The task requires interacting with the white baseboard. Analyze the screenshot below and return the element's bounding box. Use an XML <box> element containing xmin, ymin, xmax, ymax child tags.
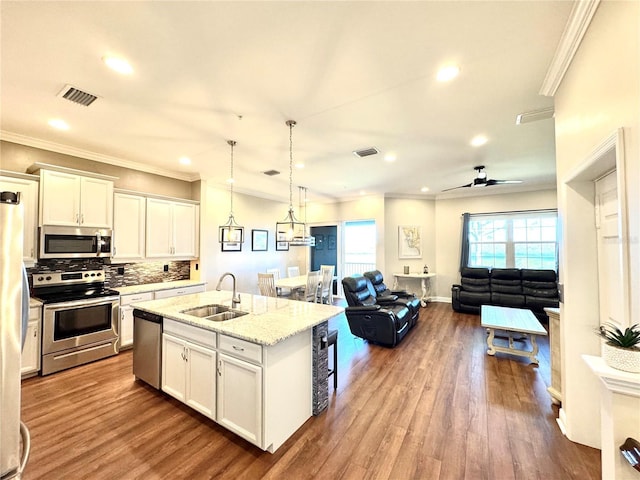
<box><xmin>430</xmin><ymin>296</ymin><xmax>451</xmax><ymax>303</ymax></box>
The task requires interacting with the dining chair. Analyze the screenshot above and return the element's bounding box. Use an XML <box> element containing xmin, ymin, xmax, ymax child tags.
<box><xmin>257</xmin><ymin>272</ymin><xmax>277</xmax><ymax>297</ymax></box>
<box><xmin>267</xmin><ymin>268</ymin><xmax>289</xmax><ymax>297</ymax></box>
<box><xmin>319</xmin><ymin>264</ymin><xmax>335</xmax><ymax>304</ymax></box>
<box><xmin>287</xmin><ymin>265</ymin><xmax>301</xmax><ymax>278</ymax></box>
<box><xmin>303</xmin><ymin>270</ymin><xmax>322</xmax><ymax>303</ymax></box>
<box><xmin>266</xmin><ymin>268</ymin><xmax>281</xmax><ymax>280</ymax></box>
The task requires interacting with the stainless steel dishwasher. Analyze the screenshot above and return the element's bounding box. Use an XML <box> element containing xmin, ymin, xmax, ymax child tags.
<box><xmin>133</xmin><ymin>309</ymin><xmax>162</xmax><ymax>389</ymax></box>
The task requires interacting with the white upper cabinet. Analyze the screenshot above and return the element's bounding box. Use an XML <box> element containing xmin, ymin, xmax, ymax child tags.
<box><xmin>113</xmin><ymin>193</ymin><xmax>146</xmax><ymax>261</ymax></box>
<box><xmin>39</xmin><ymin>169</ymin><xmax>113</xmax><ymax>228</ymax></box>
<box><xmin>146</xmin><ymin>198</ymin><xmax>198</xmax><ymax>259</ymax></box>
<box><xmin>0</xmin><ymin>173</ymin><xmax>39</xmax><ymax>264</ymax></box>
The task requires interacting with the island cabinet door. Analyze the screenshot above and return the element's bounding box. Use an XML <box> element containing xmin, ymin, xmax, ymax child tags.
<box><xmin>162</xmin><ymin>333</ymin><xmax>187</xmax><ymax>402</ymax></box>
<box><xmin>185</xmin><ymin>342</ymin><xmax>216</xmax><ymax>419</ymax></box>
<box><xmin>217</xmin><ymin>353</ymin><xmax>263</xmax><ymax>447</ymax></box>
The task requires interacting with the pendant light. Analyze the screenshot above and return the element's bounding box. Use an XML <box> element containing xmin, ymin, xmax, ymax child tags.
<box><xmin>276</xmin><ymin>120</ymin><xmax>314</xmax><ymax>247</ymax></box>
<box><xmin>218</xmin><ymin>140</ymin><xmax>244</xmax><ymax>244</ymax></box>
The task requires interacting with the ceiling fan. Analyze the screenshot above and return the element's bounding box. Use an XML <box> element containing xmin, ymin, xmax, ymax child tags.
<box><xmin>442</xmin><ymin>165</ymin><xmax>522</xmax><ymax>192</ymax></box>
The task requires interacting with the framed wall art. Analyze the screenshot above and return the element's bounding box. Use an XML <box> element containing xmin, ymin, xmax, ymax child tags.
<box><xmin>221</xmin><ymin>241</ymin><xmax>242</xmax><ymax>252</ymax></box>
<box><xmin>398</xmin><ymin>225</ymin><xmax>422</xmax><ymax>259</ymax></box>
<box><xmin>276</xmin><ymin>231</ymin><xmax>289</xmax><ymax>251</ymax></box>
<box><xmin>251</xmin><ymin>229</ymin><xmax>268</xmax><ymax>251</ymax></box>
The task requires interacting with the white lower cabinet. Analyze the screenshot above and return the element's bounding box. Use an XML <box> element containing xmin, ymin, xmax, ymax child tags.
<box><xmin>162</xmin><ymin>320</ymin><xmax>216</xmax><ymax>420</ymax></box>
<box><xmin>21</xmin><ymin>305</ymin><xmax>41</xmax><ymax>376</ymax></box>
<box><xmin>154</xmin><ymin>284</ymin><xmax>205</xmax><ymax>299</ymax></box>
<box><xmin>161</xmin><ymin>320</ymin><xmax>313</xmax><ymax>452</ymax></box>
<box><xmin>217</xmin><ymin>352</ymin><xmax>263</xmax><ymax>446</ymax></box>
<box><xmin>119</xmin><ymin>292</ymin><xmax>154</xmax><ymax>349</ymax></box>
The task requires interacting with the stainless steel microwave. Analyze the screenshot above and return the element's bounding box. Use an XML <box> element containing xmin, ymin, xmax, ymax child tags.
<box><xmin>39</xmin><ymin>226</ymin><xmax>112</xmax><ymax>259</ymax></box>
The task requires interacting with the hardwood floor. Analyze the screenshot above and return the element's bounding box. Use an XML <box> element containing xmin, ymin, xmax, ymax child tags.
<box><xmin>20</xmin><ymin>302</ymin><xmax>600</xmax><ymax>479</ymax></box>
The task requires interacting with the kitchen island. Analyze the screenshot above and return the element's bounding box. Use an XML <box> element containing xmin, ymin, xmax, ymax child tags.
<box><xmin>131</xmin><ymin>290</ymin><xmax>344</xmax><ymax>453</ymax></box>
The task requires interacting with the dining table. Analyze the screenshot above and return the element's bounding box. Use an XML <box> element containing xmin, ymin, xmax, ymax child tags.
<box><xmin>274</xmin><ymin>274</ymin><xmax>308</xmax><ymax>291</ymax></box>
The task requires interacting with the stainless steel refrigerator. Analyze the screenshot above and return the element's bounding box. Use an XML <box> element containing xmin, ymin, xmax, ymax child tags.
<box><xmin>1</xmin><ymin>191</ymin><xmax>31</xmax><ymax>479</ymax></box>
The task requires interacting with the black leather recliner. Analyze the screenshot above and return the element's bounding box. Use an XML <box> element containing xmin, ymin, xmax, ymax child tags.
<box><xmin>342</xmin><ymin>275</ymin><xmax>411</xmax><ymax>347</ymax></box>
<box><xmin>363</xmin><ymin>270</ymin><xmax>421</xmax><ymax>326</ymax></box>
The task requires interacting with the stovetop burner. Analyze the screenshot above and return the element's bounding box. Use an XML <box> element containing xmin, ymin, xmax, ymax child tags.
<box><xmin>32</xmin><ymin>269</ymin><xmax>119</xmax><ymax>304</ymax></box>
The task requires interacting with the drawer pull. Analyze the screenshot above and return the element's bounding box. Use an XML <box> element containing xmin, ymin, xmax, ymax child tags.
<box><xmin>232</xmin><ymin>345</ymin><xmax>245</xmax><ymax>352</ymax></box>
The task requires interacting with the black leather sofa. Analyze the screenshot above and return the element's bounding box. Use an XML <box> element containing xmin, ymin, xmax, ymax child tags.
<box><xmin>342</xmin><ymin>275</ymin><xmax>412</xmax><ymax>347</ymax></box>
<box><xmin>451</xmin><ymin>267</ymin><xmax>559</xmax><ymax>321</ymax></box>
<box><xmin>363</xmin><ymin>270</ymin><xmax>421</xmax><ymax>327</ymax></box>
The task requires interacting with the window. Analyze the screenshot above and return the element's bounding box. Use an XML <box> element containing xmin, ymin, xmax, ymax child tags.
<box><xmin>466</xmin><ymin>210</ymin><xmax>558</xmax><ymax>270</ymax></box>
<box><xmin>343</xmin><ymin>220</ymin><xmax>376</xmax><ymax>276</ymax></box>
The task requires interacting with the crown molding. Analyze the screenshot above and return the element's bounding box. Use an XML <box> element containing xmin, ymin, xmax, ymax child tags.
<box><xmin>539</xmin><ymin>0</ymin><xmax>600</xmax><ymax>97</ymax></box>
<box><xmin>0</xmin><ymin>130</ymin><xmax>201</xmax><ymax>182</ymax></box>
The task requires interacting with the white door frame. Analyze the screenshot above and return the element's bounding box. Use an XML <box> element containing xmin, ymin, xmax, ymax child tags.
<box><xmin>558</xmin><ymin>127</ymin><xmax>629</xmax><ymax>448</ymax></box>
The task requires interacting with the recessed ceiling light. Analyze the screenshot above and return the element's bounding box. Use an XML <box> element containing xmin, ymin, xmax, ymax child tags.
<box><xmin>102</xmin><ymin>56</ymin><xmax>133</xmax><ymax>75</ymax></box>
<box><xmin>226</xmin><ymin>178</ymin><xmax>234</xmax><ymax>184</ymax></box>
<box><xmin>359</xmin><ymin>190</ymin><xmax>366</xmax><ymax>195</ymax></box>
<box><xmin>48</xmin><ymin>118</ymin><xmax>69</xmax><ymax>130</ymax></box>
<box><xmin>436</xmin><ymin>65</ymin><xmax>460</xmax><ymax>82</ymax></box>
<box><xmin>470</xmin><ymin>135</ymin><xmax>488</xmax><ymax>147</ymax></box>
<box><xmin>421</xmin><ymin>187</ymin><xmax>429</xmax><ymax>193</ymax></box>
<box><xmin>179</xmin><ymin>156</ymin><xmax>191</xmax><ymax>165</ymax></box>
<box><xmin>384</xmin><ymin>153</ymin><xmax>396</xmax><ymax>162</ymax></box>
<box><xmin>295</xmin><ymin>163</ymin><xmax>305</xmax><ymax>169</ymax></box>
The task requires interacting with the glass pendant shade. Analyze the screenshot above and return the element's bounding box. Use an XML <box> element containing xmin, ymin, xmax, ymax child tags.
<box><xmin>219</xmin><ymin>140</ymin><xmax>244</xmax><ymax>244</ymax></box>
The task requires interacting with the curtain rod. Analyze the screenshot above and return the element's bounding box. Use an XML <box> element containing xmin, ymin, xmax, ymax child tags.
<box><xmin>462</xmin><ymin>208</ymin><xmax>557</xmax><ymax>217</ymax></box>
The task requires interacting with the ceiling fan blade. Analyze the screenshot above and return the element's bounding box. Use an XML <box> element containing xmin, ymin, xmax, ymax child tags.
<box><xmin>442</xmin><ymin>182</ymin><xmax>472</xmax><ymax>192</ymax></box>
<box><xmin>486</xmin><ymin>179</ymin><xmax>523</xmax><ymax>186</ymax></box>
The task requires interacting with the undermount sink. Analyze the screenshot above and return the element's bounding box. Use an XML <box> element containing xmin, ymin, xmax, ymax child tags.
<box><xmin>207</xmin><ymin>310</ymin><xmax>248</xmax><ymax>321</ymax></box>
<box><xmin>181</xmin><ymin>304</ymin><xmax>230</xmax><ymax>317</ymax></box>
<box><xmin>180</xmin><ymin>304</ymin><xmax>248</xmax><ymax>321</ymax></box>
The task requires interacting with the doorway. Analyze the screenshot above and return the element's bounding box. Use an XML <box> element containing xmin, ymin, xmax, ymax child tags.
<box><xmin>310</xmin><ymin>225</ymin><xmax>338</xmax><ymax>294</ymax></box>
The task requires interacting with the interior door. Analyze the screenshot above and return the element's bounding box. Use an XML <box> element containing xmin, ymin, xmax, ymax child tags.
<box><xmin>310</xmin><ymin>226</ymin><xmax>338</xmax><ymax>293</ymax></box>
<box><xmin>595</xmin><ymin>170</ymin><xmax>625</xmax><ymax>328</ymax></box>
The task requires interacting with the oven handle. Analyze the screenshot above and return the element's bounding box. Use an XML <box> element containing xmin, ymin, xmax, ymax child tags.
<box><xmin>43</xmin><ymin>296</ymin><xmax>120</xmax><ymax>310</ymax></box>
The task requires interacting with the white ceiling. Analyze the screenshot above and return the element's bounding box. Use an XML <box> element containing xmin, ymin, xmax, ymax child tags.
<box><xmin>0</xmin><ymin>1</ymin><xmax>572</xmax><ymax>203</ymax></box>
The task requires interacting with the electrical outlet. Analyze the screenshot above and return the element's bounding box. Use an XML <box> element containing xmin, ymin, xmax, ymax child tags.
<box><xmin>163</xmin><ymin>264</ymin><xmax>169</xmax><ymax>272</ymax></box>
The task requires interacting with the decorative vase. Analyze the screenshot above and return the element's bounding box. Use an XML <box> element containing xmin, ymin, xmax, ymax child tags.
<box><xmin>603</xmin><ymin>343</ymin><xmax>640</xmax><ymax>373</ymax></box>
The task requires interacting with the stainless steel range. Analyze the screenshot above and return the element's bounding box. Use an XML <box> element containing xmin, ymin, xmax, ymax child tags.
<box><xmin>32</xmin><ymin>269</ymin><xmax>120</xmax><ymax>375</ymax></box>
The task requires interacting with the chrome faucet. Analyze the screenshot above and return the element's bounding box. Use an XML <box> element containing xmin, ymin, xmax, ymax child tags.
<box><xmin>216</xmin><ymin>272</ymin><xmax>241</xmax><ymax>308</ymax></box>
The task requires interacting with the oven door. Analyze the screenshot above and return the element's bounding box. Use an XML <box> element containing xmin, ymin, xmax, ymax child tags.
<box><xmin>42</xmin><ymin>296</ymin><xmax>119</xmax><ymax>355</ymax></box>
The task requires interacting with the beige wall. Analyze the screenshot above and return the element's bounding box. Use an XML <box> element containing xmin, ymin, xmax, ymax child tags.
<box><xmin>198</xmin><ymin>181</ymin><xmax>307</xmax><ymax>294</ymax></box>
<box><xmin>0</xmin><ymin>141</ymin><xmax>194</xmax><ymax>200</ymax></box>
<box><xmin>384</xmin><ymin>197</ymin><xmax>436</xmax><ymax>290</ymax></box>
<box><xmin>553</xmin><ymin>0</ymin><xmax>640</xmax><ymax>469</ymax></box>
<box><xmin>434</xmin><ymin>189</ymin><xmax>557</xmax><ymax>299</ymax></box>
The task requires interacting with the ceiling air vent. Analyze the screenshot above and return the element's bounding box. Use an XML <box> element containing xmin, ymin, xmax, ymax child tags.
<box><xmin>263</xmin><ymin>170</ymin><xmax>280</xmax><ymax>176</ymax></box>
<box><xmin>57</xmin><ymin>84</ymin><xmax>99</xmax><ymax>106</ymax></box>
<box><xmin>515</xmin><ymin>107</ymin><xmax>554</xmax><ymax>125</ymax></box>
<box><xmin>353</xmin><ymin>147</ymin><xmax>379</xmax><ymax>158</ymax></box>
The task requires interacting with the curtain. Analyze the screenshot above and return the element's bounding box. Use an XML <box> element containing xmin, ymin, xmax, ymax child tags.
<box><xmin>459</xmin><ymin>212</ymin><xmax>470</xmax><ymax>272</ymax></box>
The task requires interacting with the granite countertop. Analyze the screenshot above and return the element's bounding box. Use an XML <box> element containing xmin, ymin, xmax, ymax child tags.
<box><xmin>114</xmin><ymin>280</ymin><xmax>206</xmax><ymax>296</ymax></box>
<box><xmin>131</xmin><ymin>290</ymin><xmax>345</xmax><ymax>346</ymax></box>
<box><xmin>30</xmin><ymin>297</ymin><xmax>42</xmax><ymax>307</ymax></box>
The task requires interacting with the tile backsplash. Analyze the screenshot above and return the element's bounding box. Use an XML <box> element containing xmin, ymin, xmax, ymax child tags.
<box><xmin>28</xmin><ymin>259</ymin><xmax>191</xmax><ymax>289</ymax></box>
<box><xmin>105</xmin><ymin>261</ymin><xmax>191</xmax><ymax>288</ymax></box>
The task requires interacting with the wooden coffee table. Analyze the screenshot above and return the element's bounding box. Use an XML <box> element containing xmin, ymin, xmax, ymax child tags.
<box><xmin>481</xmin><ymin>305</ymin><xmax>548</xmax><ymax>364</ymax></box>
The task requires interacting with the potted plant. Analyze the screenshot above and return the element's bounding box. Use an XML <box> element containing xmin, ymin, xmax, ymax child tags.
<box><xmin>596</xmin><ymin>322</ymin><xmax>640</xmax><ymax>373</ymax></box>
